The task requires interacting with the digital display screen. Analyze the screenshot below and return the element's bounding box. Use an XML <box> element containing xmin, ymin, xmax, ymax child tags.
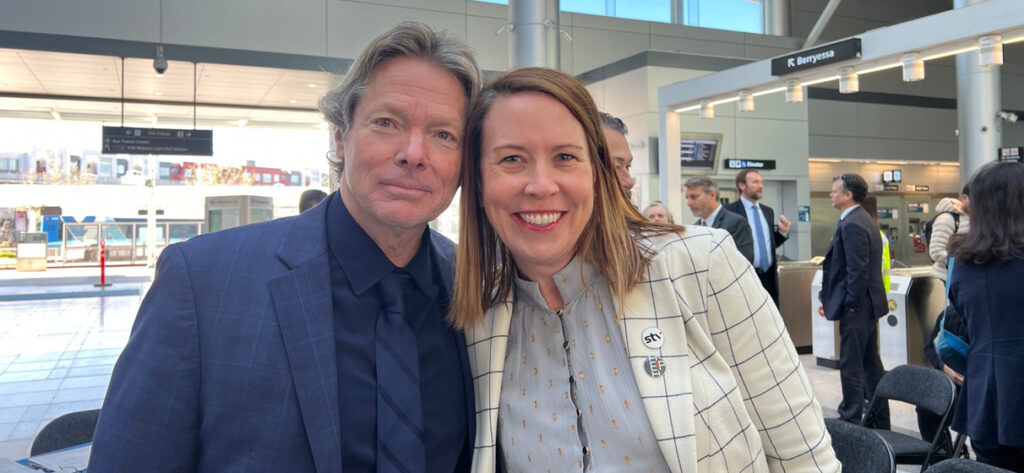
<box><xmin>679</xmin><ymin>133</ymin><xmax>722</xmax><ymax>172</ymax></box>
<box><xmin>893</xmin><ymin>170</ymin><xmax>902</xmax><ymax>182</ymax></box>
<box><xmin>883</xmin><ymin>170</ymin><xmax>893</xmax><ymax>182</ymax></box>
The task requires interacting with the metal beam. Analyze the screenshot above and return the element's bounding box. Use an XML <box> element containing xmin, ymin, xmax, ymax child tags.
<box><xmin>803</xmin><ymin>0</ymin><xmax>842</xmax><ymax>48</ymax></box>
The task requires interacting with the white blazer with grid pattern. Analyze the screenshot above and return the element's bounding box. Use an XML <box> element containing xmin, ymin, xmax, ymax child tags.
<box><xmin>465</xmin><ymin>227</ymin><xmax>840</xmax><ymax>473</ymax></box>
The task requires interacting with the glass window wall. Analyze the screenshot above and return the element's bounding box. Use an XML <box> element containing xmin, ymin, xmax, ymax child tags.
<box><xmin>473</xmin><ymin>0</ymin><xmax>762</xmax><ymax>34</ymax></box>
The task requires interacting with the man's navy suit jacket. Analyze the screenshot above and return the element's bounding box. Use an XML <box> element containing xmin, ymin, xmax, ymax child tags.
<box><xmin>819</xmin><ymin>206</ymin><xmax>888</xmax><ymax>321</ymax></box>
<box><xmin>89</xmin><ymin>199</ymin><xmax>475</xmax><ymax>473</ymax></box>
<box><xmin>723</xmin><ymin>199</ymin><xmax>788</xmax><ymax>301</ymax></box>
<box><xmin>696</xmin><ymin>206</ymin><xmax>754</xmax><ymax>264</ymax></box>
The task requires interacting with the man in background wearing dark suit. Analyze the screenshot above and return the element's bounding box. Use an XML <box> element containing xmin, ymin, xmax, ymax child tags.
<box><xmin>90</xmin><ymin>22</ymin><xmax>479</xmax><ymax>473</ymax></box>
<box><xmin>724</xmin><ymin>170</ymin><xmax>790</xmax><ymax>305</ymax></box>
<box><xmin>820</xmin><ymin>173</ymin><xmax>890</xmax><ymax>427</ymax></box>
<box><xmin>685</xmin><ymin>175</ymin><xmax>754</xmax><ymax>263</ymax></box>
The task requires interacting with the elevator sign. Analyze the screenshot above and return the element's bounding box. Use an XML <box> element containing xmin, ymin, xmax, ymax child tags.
<box><xmin>102</xmin><ymin>126</ymin><xmax>213</xmax><ymax>156</ymax></box>
<box><xmin>771</xmin><ymin>38</ymin><xmax>861</xmax><ymax>76</ymax></box>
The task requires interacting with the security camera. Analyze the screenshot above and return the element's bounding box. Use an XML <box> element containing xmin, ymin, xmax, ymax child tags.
<box><xmin>154</xmin><ymin>45</ymin><xmax>168</xmax><ymax>75</ymax></box>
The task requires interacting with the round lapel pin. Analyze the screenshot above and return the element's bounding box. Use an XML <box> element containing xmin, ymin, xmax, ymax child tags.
<box><xmin>643</xmin><ymin>355</ymin><xmax>666</xmax><ymax>377</ymax></box>
<box><xmin>641</xmin><ymin>326</ymin><xmax>664</xmax><ymax>349</ymax></box>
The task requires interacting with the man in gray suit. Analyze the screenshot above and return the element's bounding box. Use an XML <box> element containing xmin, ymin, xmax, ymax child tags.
<box><xmin>685</xmin><ymin>175</ymin><xmax>754</xmax><ymax>264</ymax></box>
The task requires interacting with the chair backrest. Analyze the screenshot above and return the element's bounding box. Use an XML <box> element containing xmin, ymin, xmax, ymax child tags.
<box><xmin>826</xmin><ymin>418</ymin><xmax>896</xmax><ymax>473</ymax></box>
<box><xmin>927</xmin><ymin>459</ymin><xmax>1016</xmax><ymax>472</ymax></box>
<box><xmin>30</xmin><ymin>409</ymin><xmax>101</xmax><ymax>456</ymax></box>
<box><xmin>872</xmin><ymin>364</ymin><xmax>956</xmax><ymax>418</ymax></box>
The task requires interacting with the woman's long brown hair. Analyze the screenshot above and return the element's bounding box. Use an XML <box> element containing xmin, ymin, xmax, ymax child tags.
<box><xmin>448</xmin><ymin>67</ymin><xmax>683</xmax><ymax>330</ymax></box>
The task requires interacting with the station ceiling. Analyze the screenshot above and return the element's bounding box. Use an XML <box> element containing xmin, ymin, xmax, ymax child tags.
<box><xmin>0</xmin><ymin>48</ymin><xmax>337</xmax><ymax>129</ymax></box>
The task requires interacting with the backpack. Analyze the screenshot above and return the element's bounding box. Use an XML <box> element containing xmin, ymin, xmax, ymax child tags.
<box><xmin>922</xmin><ymin>211</ymin><xmax>959</xmax><ymax>256</ymax></box>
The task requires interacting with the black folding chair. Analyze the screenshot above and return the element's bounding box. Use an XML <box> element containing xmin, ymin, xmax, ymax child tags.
<box><xmin>927</xmin><ymin>459</ymin><xmax>1016</xmax><ymax>472</ymax></box>
<box><xmin>862</xmin><ymin>364</ymin><xmax>957</xmax><ymax>472</ymax></box>
<box><xmin>30</xmin><ymin>409</ymin><xmax>101</xmax><ymax>456</ymax></box>
<box><xmin>826</xmin><ymin>418</ymin><xmax>895</xmax><ymax>473</ymax></box>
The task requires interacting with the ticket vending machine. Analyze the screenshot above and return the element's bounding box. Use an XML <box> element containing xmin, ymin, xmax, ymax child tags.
<box><xmin>204</xmin><ymin>195</ymin><xmax>274</xmax><ymax>233</ymax></box>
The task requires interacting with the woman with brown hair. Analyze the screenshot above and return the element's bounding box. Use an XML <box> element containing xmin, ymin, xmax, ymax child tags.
<box><xmin>449</xmin><ymin>67</ymin><xmax>838</xmax><ymax>473</ymax></box>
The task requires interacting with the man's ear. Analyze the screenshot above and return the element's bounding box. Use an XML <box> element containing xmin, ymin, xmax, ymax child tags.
<box><xmin>334</xmin><ymin>128</ymin><xmax>345</xmax><ymax>167</ymax></box>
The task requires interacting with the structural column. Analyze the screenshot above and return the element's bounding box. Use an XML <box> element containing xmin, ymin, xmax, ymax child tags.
<box><xmin>764</xmin><ymin>0</ymin><xmax>791</xmax><ymax>36</ymax></box>
<box><xmin>509</xmin><ymin>0</ymin><xmax>559</xmax><ymax>68</ymax></box>
<box><xmin>954</xmin><ymin>0</ymin><xmax>1002</xmax><ymax>185</ymax></box>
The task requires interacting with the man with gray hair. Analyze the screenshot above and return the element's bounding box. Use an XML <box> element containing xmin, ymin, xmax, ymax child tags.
<box><xmin>90</xmin><ymin>22</ymin><xmax>479</xmax><ymax>473</ymax></box>
<box><xmin>599</xmin><ymin>111</ymin><xmax>635</xmax><ymax>194</ymax></box>
<box><xmin>685</xmin><ymin>175</ymin><xmax>754</xmax><ymax>263</ymax></box>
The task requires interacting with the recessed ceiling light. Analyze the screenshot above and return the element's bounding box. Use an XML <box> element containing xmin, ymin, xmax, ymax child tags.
<box><xmin>307</xmin><ymin>83</ymin><xmax>317</xmax><ymax>88</ymax></box>
<box><xmin>289</xmin><ymin>99</ymin><xmax>298</xmax><ymax>104</ymax></box>
<box><xmin>155</xmin><ymin>73</ymin><xmax>164</xmax><ymax>78</ymax></box>
<box><xmin>154</xmin><ymin>92</ymin><xmax>163</xmax><ymax>96</ymax></box>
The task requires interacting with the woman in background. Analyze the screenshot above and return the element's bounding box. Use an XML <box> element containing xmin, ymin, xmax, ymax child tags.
<box><xmin>643</xmin><ymin>200</ymin><xmax>674</xmax><ymax>224</ymax></box>
<box><xmin>449</xmin><ymin>67</ymin><xmax>838</xmax><ymax>473</ymax></box>
<box><xmin>948</xmin><ymin>161</ymin><xmax>1024</xmax><ymax>471</ymax></box>
<box><xmin>860</xmin><ymin>194</ymin><xmax>890</xmax><ymax>293</ymax></box>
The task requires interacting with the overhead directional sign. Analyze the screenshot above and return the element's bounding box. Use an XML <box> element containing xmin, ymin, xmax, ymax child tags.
<box><xmin>102</xmin><ymin>126</ymin><xmax>213</xmax><ymax>156</ymax></box>
<box><xmin>999</xmin><ymin>146</ymin><xmax>1022</xmax><ymax>163</ymax></box>
<box><xmin>771</xmin><ymin>38</ymin><xmax>862</xmax><ymax>76</ymax></box>
<box><xmin>725</xmin><ymin>159</ymin><xmax>776</xmax><ymax>170</ymax></box>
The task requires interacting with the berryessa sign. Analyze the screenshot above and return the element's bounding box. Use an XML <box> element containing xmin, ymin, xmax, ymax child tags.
<box><xmin>771</xmin><ymin>38</ymin><xmax>861</xmax><ymax>76</ymax></box>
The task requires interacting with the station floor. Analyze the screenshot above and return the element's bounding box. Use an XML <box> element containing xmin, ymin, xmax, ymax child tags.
<box><xmin>0</xmin><ymin>266</ymin><xmax>925</xmax><ymax>471</ymax></box>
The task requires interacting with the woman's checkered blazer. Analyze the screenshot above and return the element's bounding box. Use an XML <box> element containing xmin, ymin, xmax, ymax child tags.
<box><xmin>465</xmin><ymin>227</ymin><xmax>841</xmax><ymax>473</ymax></box>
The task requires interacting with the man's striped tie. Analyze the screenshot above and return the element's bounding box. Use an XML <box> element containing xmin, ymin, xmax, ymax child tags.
<box><xmin>375</xmin><ymin>271</ymin><xmax>425</xmax><ymax>473</ymax></box>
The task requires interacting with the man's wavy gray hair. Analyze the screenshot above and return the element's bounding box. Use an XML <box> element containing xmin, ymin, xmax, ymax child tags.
<box><xmin>318</xmin><ymin>21</ymin><xmax>480</xmax><ymax>174</ymax></box>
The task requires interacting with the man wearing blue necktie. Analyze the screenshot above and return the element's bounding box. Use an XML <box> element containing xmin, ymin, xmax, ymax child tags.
<box><xmin>90</xmin><ymin>22</ymin><xmax>479</xmax><ymax>473</ymax></box>
<box><xmin>724</xmin><ymin>170</ymin><xmax>791</xmax><ymax>305</ymax></box>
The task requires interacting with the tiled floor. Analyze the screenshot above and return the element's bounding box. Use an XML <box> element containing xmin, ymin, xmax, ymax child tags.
<box><xmin>0</xmin><ymin>279</ymin><xmax>148</xmax><ymax>460</ymax></box>
<box><xmin>0</xmin><ymin>272</ymin><xmax>929</xmax><ymax>471</ymax></box>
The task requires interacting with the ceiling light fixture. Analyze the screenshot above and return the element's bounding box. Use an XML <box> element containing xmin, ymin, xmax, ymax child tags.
<box><xmin>154</xmin><ymin>92</ymin><xmax>163</xmax><ymax>96</ymax></box>
<box><xmin>699</xmin><ymin>100</ymin><xmax>714</xmax><ymax>119</ymax></box>
<box><xmin>979</xmin><ymin>35</ymin><xmax>1003</xmax><ymax>67</ymax></box>
<box><xmin>711</xmin><ymin>96</ymin><xmax>740</xmax><ymax>106</ymax></box>
<box><xmin>289</xmin><ymin>99</ymin><xmax>298</xmax><ymax>104</ymax></box>
<box><xmin>738</xmin><ymin>90</ymin><xmax>754</xmax><ymax>112</ymax></box>
<box><xmin>923</xmin><ymin>46</ymin><xmax>978</xmax><ymax>61</ymax></box>
<box><xmin>803</xmin><ymin>74</ymin><xmax>840</xmax><ymax>87</ymax></box>
<box><xmin>902</xmin><ymin>52</ymin><xmax>925</xmax><ymax>82</ymax></box>
<box><xmin>838</xmin><ymin>67</ymin><xmax>859</xmax><ymax>94</ymax></box>
<box><xmin>753</xmin><ymin>86</ymin><xmax>786</xmax><ymax>97</ymax></box>
<box><xmin>675</xmin><ymin>104</ymin><xmax>700</xmax><ymax>113</ymax></box>
<box><xmin>784</xmin><ymin>80</ymin><xmax>804</xmax><ymax>103</ymax></box>
<box><xmin>859</xmin><ymin>62</ymin><xmax>901</xmax><ymax>75</ymax></box>
<box><xmin>307</xmin><ymin>83</ymin><xmax>317</xmax><ymax>88</ymax></box>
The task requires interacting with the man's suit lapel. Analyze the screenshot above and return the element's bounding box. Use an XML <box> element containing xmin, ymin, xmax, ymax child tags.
<box><xmin>430</xmin><ymin>233</ymin><xmax>477</xmax><ymax>449</ymax></box>
<box><xmin>615</xmin><ymin>279</ymin><xmax>696</xmax><ymax>473</ymax></box>
<box><xmin>268</xmin><ymin>202</ymin><xmax>342</xmax><ymax>473</ymax></box>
